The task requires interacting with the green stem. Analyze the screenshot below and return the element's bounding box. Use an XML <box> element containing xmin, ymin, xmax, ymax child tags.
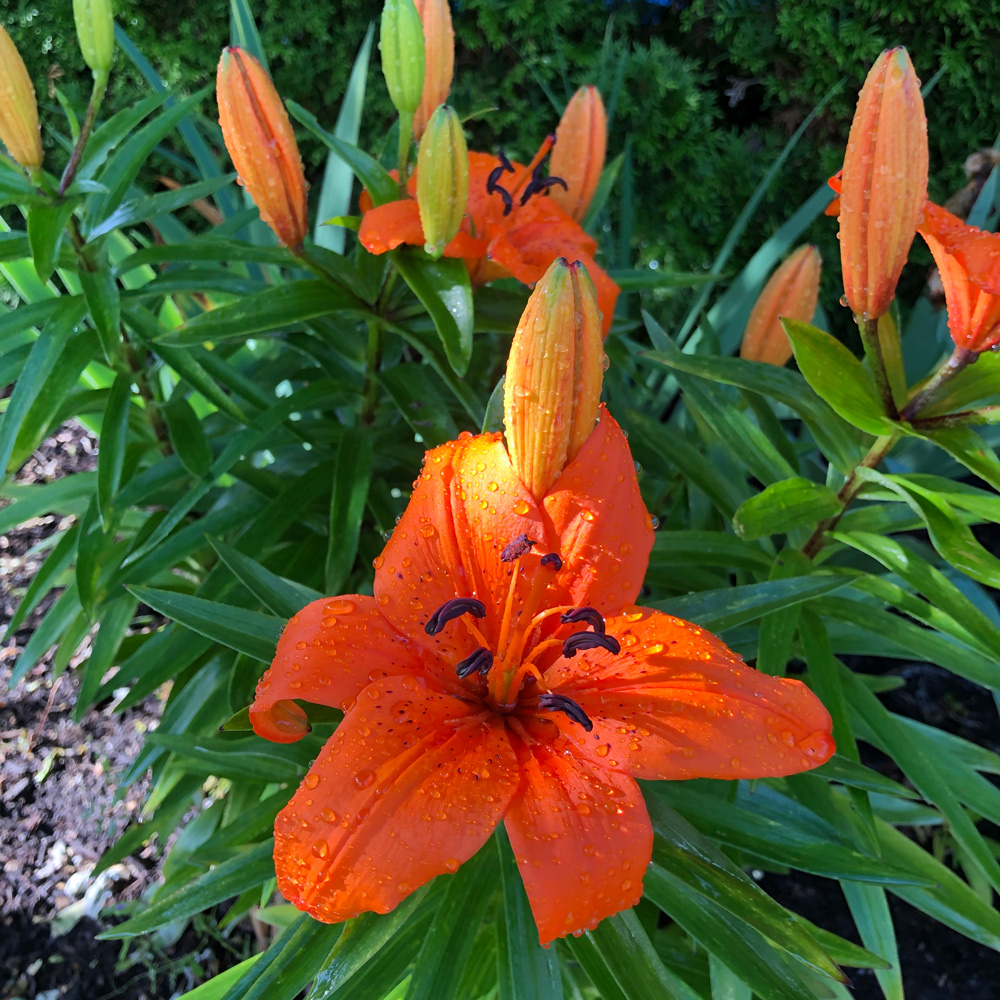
<box><xmin>910</xmin><ymin>406</ymin><xmax>1000</xmax><ymax>430</ymax></box>
<box><xmin>899</xmin><ymin>346</ymin><xmax>979</xmax><ymax>422</ymax></box>
<box><xmin>858</xmin><ymin>316</ymin><xmax>898</xmax><ymax>419</ymax></box>
<box><xmin>802</xmin><ymin>433</ymin><xmax>899</xmax><ymax>559</ymax></box>
<box><xmin>396</xmin><ymin>113</ymin><xmax>413</xmax><ymax>198</ymax></box>
<box><xmin>58</xmin><ymin>72</ymin><xmax>108</xmax><ymax>197</ymax></box>
<box><xmin>361</xmin><ymin>318</ymin><xmax>383</xmax><ymax>426</ymax></box>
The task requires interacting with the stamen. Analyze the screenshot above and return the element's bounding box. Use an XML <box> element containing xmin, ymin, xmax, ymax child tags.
<box><xmin>559</xmin><ymin>607</ymin><xmax>606</xmax><ymax>633</ymax></box>
<box><xmin>539</xmin><ymin>552</ymin><xmax>563</xmax><ymax>571</ymax></box>
<box><xmin>519</xmin><ymin>164</ymin><xmax>569</xmax><ymax>206</ymax></box>
<box><xmin>509</xmin><ymin>135</ymin><xmax>556</xmax><ymax>200</ymax></box>
<box><xmin>561</xmin><ymin>632</ymin><xmax>622</xmax><ymax>658</ymax></box>
<box><xmin>425</xmin><ymin>597</ymin><xmax>487</xmax><ymax>636</ymax></box>
<box><xmin>538</xmin><ymin>692</ymin><xmax>594</xmax><ymax>732</ymax></box>
<box><xmin>501</xmin><ymin>534</ymin><xmax>537</xmax><ymax>562</ymax></box>
<box><xmin>456</xmin><ymin>647</ymin><xmax>494</xmax><ymax>679</ymax></box>
<box><xmin>487</xmin><ymin>151</ymin><xmax>517</xmax><ymax>217</ymax></box>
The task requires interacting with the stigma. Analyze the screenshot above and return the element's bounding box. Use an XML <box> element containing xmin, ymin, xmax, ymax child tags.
<box><xmin>423</xmin><ymin>532</ymin><xmax>621</xmax><ymax>713</ymax></box>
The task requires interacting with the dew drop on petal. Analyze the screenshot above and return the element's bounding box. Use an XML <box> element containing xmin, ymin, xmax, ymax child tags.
<box><xmin>513</xmin><ymin>498</ymin><xmax>530</xmax><ymax>516</ymax></box>
<box><xmin>303</xmin><ymin>773</ymin><xmax>320</xmax><ymax>789</ymax></box>
<box><xmin>312</xmin><ymin>840</ymin><xmax>329</xmax><ymax>859</ymax></box>
<box><xmin>354</xmin><ymin>769</ymin><xmax>376</xmax><ymax>789</ymax></box>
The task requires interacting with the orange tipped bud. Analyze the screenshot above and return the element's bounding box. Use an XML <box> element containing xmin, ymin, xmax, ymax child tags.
<box><xmin>839</xmin><ymin>47</ymin><xmax>928</xmax><ymax>320</ymax></box>
<box><xmin>216</xmin><ymin>47</ymin><xmax>308</xmax><ymax>251</ymax></box>
<box><xmin>416</xmin><ymin>104</ymin><xmax>468</xmax><ymax>257</ymax></box>
<box><xmin>741</xmin><ymin>245</ymin><xmax>822</xmax><ymax>367</ymax></box>
<box><xmin>504</xmin><ymin>258</ymin><xmax>604</xmax><ymax>499</ymax></box>
<box><xmin>549</xmin><ymin>85</ymin><xmax>606</xmax><ymax>223</ymax></box>
<box><xmin>251</xmin><ymin>698</ymin><xmax>311</xmax><ymax>744</ymax></box>
<box><xmin>0</xmin><ymin>25</ymin><xmax>42</xmax><ymax>170</ymax></box>
<box><xmin>412</xmin><ymin>0</ymin><xmax>454</xmax><ymax>139</ymax></box>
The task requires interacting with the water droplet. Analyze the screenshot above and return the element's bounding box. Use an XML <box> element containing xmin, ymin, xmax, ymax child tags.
<box><xmin>595</xmin><ymin>744</ymin><xmax>610</xmax><ymax>758</ymax></box>
<box><xmin>487</xmin><ymin>481</ymin><xmax>499</xmax><ymax>492</ymax></box>
<box><xmin>576</xmin><ymin>802</ymin><xmax>591</xmax><ymax>816</ymax></box>
<box><xmin>444</xmin><ymin>857</ymin><xmax>460</xmax><ymax>873</ymax></box>
<box><xmin>646</xmin><ymin>642</ymin><xmax>664</xmax><ymax>654</ymax></box>
<box><xmin>312</xmin><ymin>840</ymin><xmax>328</xmax><ymax>858</ymax></box>
<box><xmin>419</xmin><ymin>524</ymin><xmax>436</xmax><ymax>538</ymax></box>
<box><xmin>580</xmin><ymin>510</ymin><xmax>595</xmax><ymax>523</ymax></box>
<box><xmin>303</xmin><ymin>773</ymin><xmax>320</xmax><ymax>789</ymax></box>
<box><xmin>326</xmin><ymin>599</ymin><xmax>356</xmax><ymax>615</ymax></box>
<box><xmin>353</xmin><ymin>769</ymin><xmax>376</xmax><ymax>789</ymax></box>
<box><xmin>644</xmin><ymin>513</ymin><xmax>659</xmax><ymax>530</ymax></box>
<box><xmin>513</xmin><ymin>498</ymin><xmax>530</xmax><ymax>516</ymax></box>
<box><xmin>373</xmin><ymin>555</ymin><xmax>385</xmax><ymax>570</ymax></box>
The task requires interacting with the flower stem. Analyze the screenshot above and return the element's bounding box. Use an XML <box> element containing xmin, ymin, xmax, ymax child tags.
<box><xmin>858</xmin><ymin>316</ymin><xmax>898</xmax><ymax>419</ymax></box>
<box><xmin>58</xmin><ymin>72</ymin><xmax>108</xmax><ymax>197</ymax></box>
<box><xmin>899</xmin><ymin>346</ymin><xmax>978</xmax><ymax>422</ymax></box>
<box><xmin>802</xmin><ymin>433</ymin><xmax>899</xmax><ymax>559</ymax></box>
<box><xmin>910</xmin><ymin>406</ymin><xmax>1000</xmax><ymax>430</ymax></box>
<box><xmin>396</xmin><ymin>112</ymin><xmax>413</xmax><ymax>198</ymax></box>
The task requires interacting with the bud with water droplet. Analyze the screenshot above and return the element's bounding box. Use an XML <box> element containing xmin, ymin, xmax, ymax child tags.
<box><xmin>416</xmin><ymin>105</ymin><xmax>468</xmax><ymax>258</ymax></box>
<box><xmin>839</xmin><ymin>47</ymin><xmax>927</xmax><ymax>320</ymax></box>
<box><xmin>380</xmin><ymin>0</ymin><xmax>426</xmax><ymax>117</ymax></box>
<box><xmin>412</xmin><ymin>0</ymin><xmax>454</xmax><ymax>139</ymax></box>
<box><xmin>216</xmin><ymin>47</ymin><xmax>309</xmax><ymax>251</ymax></box>
<box><xmin>740</xmin><ymin>245</ymin><xmax>821</xmax><ymax>367</ymax></box>
<box><xmin>504</xmin><ymin>257</ymin><xmax>604</xmax><ymax>498</ymax></box>
<box><xmin>73</xmin><ymin>0</ymin><xmax>115</xmax><ymax>81</ymax></box>
<box><xmin>550</xmin><ymin>85</ymin><xmax>606</xmax><ymax>223</ymax></box>
<box><xmin>0</xmin><ymin>25</ymin><xmax>42</xmax><ymax>170</ymax></box>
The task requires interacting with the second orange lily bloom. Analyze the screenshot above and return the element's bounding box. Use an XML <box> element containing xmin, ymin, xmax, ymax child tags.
<box><xmin>250</xmin><ymin>259</ymin><xmax>834</xmax><ymax>945</ymax></box>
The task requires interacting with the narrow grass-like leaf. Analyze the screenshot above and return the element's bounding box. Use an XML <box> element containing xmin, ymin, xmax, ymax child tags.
<box><xmin>734</xmin><ymin>479</ymin><xmax>841</xmax><ymax>541</ymax></box>
<box><xmin>496</xmin><ymin>827</ymin><xmax>563</xmax><ymax>1000</ymax></box>
<box><xmin>78</xmin><ymin>259</ymin><xmax>121</xmax><ymax>364</ymax></box>
<box><xmin>380</xmin><ymin>363</ymin><xmax>460</xmax><ymax>447</ymax></box>
<box><xmin>163</xmin><ymin>394</ymin><xmax>214</xmax><ymax>477</ymax></box>
<box><xmin>326</xmin><ymin>429</ymin><xmax>372</xmax><ymax>593</ymax></box>
<box><xmin>127</xmin><ymin>586</ymin><xmax>283</xmax><ymax>661</ymax></box>
<box><xmin>100</xmin><ymin>840</ymin><xmax>275</xmax><ymax>938</ymax></box>
<box><xmin>393</xmin><ymin>253</ymin><xmax>475</xmax><ymax>376</ymax></box>
<box><xmin>840</xmin><ymin>883</ymin><xmax>901</xmax><ymax>1000</ymax></box>
<box><xmin>209</xmin><ymin>538</ymin><xmax>321</xmax><ymax>619</ymax></box>
<box><xmin>653</xmin><ymin>575</ymin><xmax>849</xmax><ymax>632</ymax></box>
<box><xmin>96</xmin><ymin>373</ymin><xmax>132</xmax><ymax>528</ymax></box>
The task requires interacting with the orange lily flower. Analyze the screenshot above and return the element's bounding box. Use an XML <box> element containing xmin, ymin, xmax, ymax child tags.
<box><xmin>250</xmin><ymin>423</ymin><xmax>834</xmax><ymax>944</ymax></box>
<box><xmin>919</xmin><ymin>201</ymin><xmax>1000</xmax><ymax>353</ymax></box>
<box><xmin>358</xmin><ymin>140</ymin><xmax>620</xmax><ymax>334</ymax></box>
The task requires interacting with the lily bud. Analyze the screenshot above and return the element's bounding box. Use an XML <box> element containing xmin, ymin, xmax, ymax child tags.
<box><xmin>839</xmin><ymin>47</ymin><xmax>928</xmax><ymax>320</ymax></box>
<box><xmin>216</xmin><ymin>47</ymin><xmax>309</xmax><ymax>251</ymax></box>
<box><xmin>416</xmin><ymin>105</ymin><xmax>468</xmax><ymax>257</ymax></box>
<box><xmin>740</xmin><ymin>245</ymin><xmax>822</xmax><ymax>367</ymax></box>
<box><xmin>550</xmin><ymin>85</ymin><xmax>606</xmax><ymax>223</ymax></box>
<box><xmin>73</xmin><ymin>0</ymin><xmax>115</xmax><ymax>80</ymax></box>
<box><xmin>0</xmin><ymin>25</ymin><xmax>42</xmax><ymax>170</ymax></box>
<box><xmin>380</xmin><ymin>0</ymin><xmax>426</xmax><ymax>117</ymax></box>
<box><xmin>504</xmin><ymin>258</ymin><xmax>604</xmax><ymax>499</ymax></box>
<box><xmin>412</xmin><ymin>0</ymin><xmax>454</xmax><ymax>139</ymax></box>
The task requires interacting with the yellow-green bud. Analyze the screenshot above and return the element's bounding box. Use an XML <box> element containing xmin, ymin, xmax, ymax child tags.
<box><xmin>416</xmin><ymin>105</ymin><xmax>468</xmax><ymax>258</ymax></box>
<box><xmin>379</xmin><ymin>0</ymin><xmax>425</xmax><ymax>116</ymax></box>
<box><xmin>73</xmin><ymin>0</ymin><xmax>115</xmax><ymax>79</ymax></box>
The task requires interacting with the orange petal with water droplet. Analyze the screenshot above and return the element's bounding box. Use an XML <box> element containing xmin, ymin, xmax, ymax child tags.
<box><xmin>504</xmin><ymin>742</ymin><xmax>650</xmax><ymax>945</ymax></box>
<box><xmin>358</xmin><ymin>198</ymin><xmax>425</xmax><ymax>254</ymax></box>
<box><xmin>250</xmin><ymin>596</ymin><xmax>419</xmax><ymax>742</ymax></box>
<box><xmin>274</xmin><ymin>678</ymin><xmax>518</xmax><ymax>922</ymax></box>
<box><xmin>540</xmin><ymin>408</ymin><xmax>654</xmax><ymax>615</ymax></box>
<box><xmin>541</xmin><ymin>605</ymin><xmax>835</xmax><ymax>779</ymax></box>
<box><xmin>373</xmin><ymin>432</ymin><xmax>551</xmax><ymax>658</ymax></box>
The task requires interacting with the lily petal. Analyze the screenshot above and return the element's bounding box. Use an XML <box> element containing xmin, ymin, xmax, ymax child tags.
<box><xmin>250</xmin><ymin>596</ymin><xmax>420</xmax><ymax>742</ymax></box>
<box><xmin>358</xmin><ymin>198</ymin><xmax>425</xmax><ymax>254</ymax></box>
<box><xmin>541</xmin><ymin>605</ymin><xmax>835</xmax><ymax>779</ymax></box>
<box><xmin>504</xmin><ymin>741</ymin><xmax>650</xmax><ymax>945</ymax></box>
<box><xmin>275</xmin><ymin>678</ymin><xmax>519</xmax><ymax>922</ymax></box>
<box><xmin>374</xmin><ymin>432</ymin><xmax>554</xmax><ymax>657</ymax></box>
<box><xmin>541</xmin><ymin>408</ymin><xmax>655</xmax><ymax>614</ymax></box>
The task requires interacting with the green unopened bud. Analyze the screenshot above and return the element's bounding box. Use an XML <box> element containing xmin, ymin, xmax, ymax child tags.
<box><xmin>73</xmin><ymin>0</ymin><xmax>115</xmax><ymax>79</ymax></box>
<box><xmin>379</xmin><ymin>0</ymin><xmax>425</xmax><ymax>116</ymax></box>
<box><xmin>416</xmin><ymin>105</ymin><xmax>468</xmax><ymax>258</ymax></box>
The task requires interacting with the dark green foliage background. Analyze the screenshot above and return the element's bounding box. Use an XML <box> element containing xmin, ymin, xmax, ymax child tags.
<box><xmin>5</xmin><ymin>0</ymin><xmax>996</xmax><ymax>281</ymax></box>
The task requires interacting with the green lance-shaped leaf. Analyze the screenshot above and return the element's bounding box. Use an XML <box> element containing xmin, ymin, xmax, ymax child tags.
<box><xmin>733</xmin><ymin>478</ymin><xmax>842</xmax><ymax>541</ymax></box>
<box><xmin>782</xmin><ymin>318</ymin><xmax>896</xmax><ymax>436</ymax></box>
<box><xmin>96</xmin><ymin>372</ymin><xmax>132</xmax><ymax>527</ymax></box>
<box><xmin>78</xmin><ymin>257</ymin><xmax>121</xmax><ymax>364</ymax></box>
<box><xmin>27</xmin><ymin>199</ymin><xmax>78</xmax><ymax>282</ymax></box>
<box><xmin>326</xmin><ymin>429</ymin><xmax>373</xmax><ymax>594</ymax></box>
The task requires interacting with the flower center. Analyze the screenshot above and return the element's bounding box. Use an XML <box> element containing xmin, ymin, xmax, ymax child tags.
<box><xmin>424</xmin><ymin>534</ymin><xmax>621</xmax><ymax>730</ymax></box>
<box><xmin>486</xmin><ymin>136</ymin><xmax>568</xmax><ymax>217</ymax></box>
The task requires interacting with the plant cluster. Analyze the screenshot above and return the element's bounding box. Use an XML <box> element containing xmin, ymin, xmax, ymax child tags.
<box><xmin>2</xmin><ymin>1</ymin><xmax>1000</xmax><ymax>999</ymax></box>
